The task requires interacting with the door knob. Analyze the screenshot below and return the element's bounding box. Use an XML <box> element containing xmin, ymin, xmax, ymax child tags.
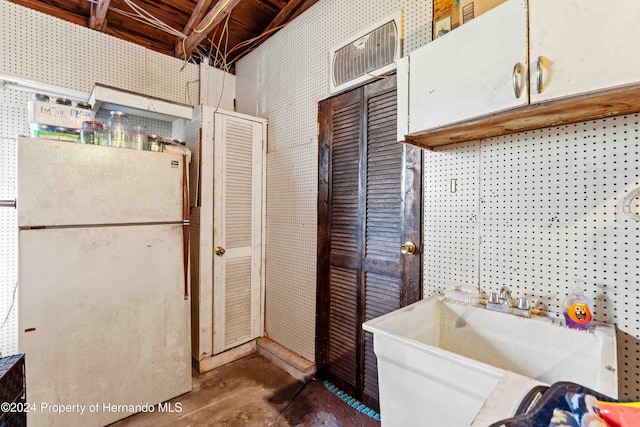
<box><xmin>400</xmin><ymin>241</ymin><xmax>417</xmax><ymax>255</ymax></box>
<box><xmin>215</xmin><ymin>246</ymin><xmax>226</xmax><ymax>256</ymax></box>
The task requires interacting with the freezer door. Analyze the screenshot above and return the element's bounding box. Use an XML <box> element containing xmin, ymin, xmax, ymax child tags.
<box><xmin>19</xmin><ymin>224</ymin><xmax>191</xmax><ymax>427</ymax></box>
<box><xmin>18</xmin><ymin>137</ymin><xmax>185</xmax><ymax>226</ymax></box>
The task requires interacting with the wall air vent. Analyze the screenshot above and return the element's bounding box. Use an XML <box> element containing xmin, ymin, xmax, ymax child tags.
<box><xmin>329</xmin><ymin>12</ymin><xmax>403</xmax><ymax>94</ymax></box>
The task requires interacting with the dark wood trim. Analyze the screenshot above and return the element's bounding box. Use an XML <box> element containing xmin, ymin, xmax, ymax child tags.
<box><xmin>355</xmin><ymin>85</ymin><xmax>366</xmax><ymax>399</ymax></box>
<box><xmin>315</xmin><ymin>98</ymin><xmax>331</xmax><ymax>371</ymax></box>
<box><xmin>317</xmin><ymin>76</ymin><xmax>423</xmax><ymax>410</ymax></box>
<box><xmin>401</xmin><ymin>144</ymin><xmax>423</xmax><ymax>305</ymax></box>
<box><xmin>405</xmin><ymin>82</ymin><xmax>640</xmax><ymax>149</ymax></box>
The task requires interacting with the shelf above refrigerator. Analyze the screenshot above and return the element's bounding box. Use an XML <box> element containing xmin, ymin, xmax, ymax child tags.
<box><xmin>89</xmin><ymin>83</ymin><xmax>194</xmax><ymax>121</ymax></box>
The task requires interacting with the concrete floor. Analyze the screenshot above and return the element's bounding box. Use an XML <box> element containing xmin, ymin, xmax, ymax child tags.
<box><xmin>111</xmin><ymin>354</ymin><xmax>380</xmax><ymax>427</ymax></box>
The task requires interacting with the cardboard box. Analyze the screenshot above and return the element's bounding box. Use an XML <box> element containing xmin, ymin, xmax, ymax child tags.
<box><xmin>459</xmin><ymin>0</ymin><xmax>506</xmax><ymax>25</ymax></box>
<box><xmin>28</xmin><ymin>100</ymin><xmax>95</xmax><ymax>129</ymax></box>
<box><xmin>433</xmin><ymin>0</ymin><xmax>460</xmax><ymax>39</ymax></box>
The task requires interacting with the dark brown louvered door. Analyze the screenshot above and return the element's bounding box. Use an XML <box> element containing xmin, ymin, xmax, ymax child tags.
<box><xmin>317</xmin><ymin>75</ymin><xmax>422</xmax><ymax>410</ymax></box>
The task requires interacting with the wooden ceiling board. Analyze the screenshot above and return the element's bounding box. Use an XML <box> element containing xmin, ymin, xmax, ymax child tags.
<box><xmin>9</xmin><ymin>0</ymin><xmax>88</xmax><ymax>26</ymax></box>
<box><xmin>40</xmin><ymin>0</ymin><xmax>91</xmax><ymax>16</ymax></box>
<box><xmin>105</xmin><ymin>10</ymin><xmax>177</xmax><ymax>49</ymax></box>
<box><xmin>110</xmin><ymin>0</ymin><xmax>190</xmax><ymax>31</ymax></box>
<box><xmin>233</xmin><ymin>0</ymin><xmax>280</xmax><ymax>29</ymax></box>
<box><xmin>259</xmin><ymin>0</ymin><xmax>287</xmax><ymax>11</ymax></box>
<box><xmin>6</xmin><ymin>0</ymin><xmax>319</xmax><ymax>68</ymax></box>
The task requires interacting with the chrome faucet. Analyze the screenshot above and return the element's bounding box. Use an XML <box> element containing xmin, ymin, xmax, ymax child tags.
<box><xmin>486</xmin><ymin>287</ymin><xmax>531</xmax><ymax>318</ymax></box>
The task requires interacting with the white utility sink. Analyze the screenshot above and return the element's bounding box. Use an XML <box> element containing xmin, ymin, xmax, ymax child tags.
<box><xmin>363</xmin><ymin>296</ymin><xmax>617</xmax><ymax>427</ymax></box>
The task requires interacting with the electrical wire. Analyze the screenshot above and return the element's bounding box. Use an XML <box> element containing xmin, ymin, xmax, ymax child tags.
<box><xmin>213</xmin><ymin>15</ymin><xmax>230</xmax><ymax>113</ymax></box>
<box><xmin>193</xmin><ymin>0</ymin><xmax>232</xmax><ymax>33</ymax></box>
<box><xmin>122</xmin><ymin>0</ymin><xmax>186</xmax><ymax>39</ymax></box>
<box><xmin>86</xmin><ymin>0</ymin><xmax>194</xmax><ymax>64</ymax></box>
<box><xmin>85</xmin><ymin>0</ymin><xmax>280</xmax><ymax>72</ymax></box>
<box><xmin>214</xmin><ymin>13</ymin><xmax>232</xmax><ymax>72</ymax></box>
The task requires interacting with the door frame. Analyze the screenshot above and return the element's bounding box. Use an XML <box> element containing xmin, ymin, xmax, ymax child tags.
<box><xmin>193</xmin><ymin>106</ymin><xmax>267</xmax><ymax>371</ymax></box>
<box><xmin>315</xmin><ymin>76</ymin><xmax>423</xmax><ymax>401</ymax></box>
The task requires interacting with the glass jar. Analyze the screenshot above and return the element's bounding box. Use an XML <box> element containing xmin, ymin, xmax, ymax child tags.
<box><xmin>130</xmin><ymin>125</ymin><xmax>147</xmax><ymax>150</ymax></box>
<box><xmin>147</xmin><ymin>134</ymin><xmax>164</xmax><ymax>152</ymax></box>
<box><xmin>80</xmin><ymin>121</ymin><xmax>104</xmax><ymax>145</ymax></box>
<box><xmin>107</xmin><ymin>111</ymin><xmax>130</xmax><ymax>148</ymax></box>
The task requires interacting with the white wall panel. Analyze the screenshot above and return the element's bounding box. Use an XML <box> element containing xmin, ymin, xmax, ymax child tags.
<box><xmin>236</xmin><ymin>0</ymin><xmax>432</xmax><ymax>362</ymax></box>
<box><xmin>146</xmin><ymin>53</ymin><xmax>199</xmax><ymax>106</ymax></box>
<box><xmin>423</xmin><ymin>141</ymin><xmax>481</xmax><ymax>295</ymax></box>
<box><xmin>263</xmin><ymin>148</ymin><xmax>317</xmax><ymax>360</ymax></box>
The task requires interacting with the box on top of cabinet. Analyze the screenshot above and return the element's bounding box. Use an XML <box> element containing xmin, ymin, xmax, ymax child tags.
<box><xmin>459</xmin><ymin>0</ymin><xmax>506</xmax><ymax>24</ymax></box>
<box><xmin>28</xmin><ymin>100</ymin><xmax>94</xmax><ymax>129</ymax></box>
<box><xmin>433</xmin><ymin>0</ymin><xmax>460</xmax><ymax>39</ymax></box>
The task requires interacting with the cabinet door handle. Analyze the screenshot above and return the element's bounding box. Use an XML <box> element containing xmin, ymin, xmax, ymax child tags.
<box><xmin>536</xmin><ymin>56</ymin><xmax>543</xmax><ymax>94</ymax></box>
<box><xmin>512</xmin><ymin>62</ymin><xmax>523</xmax><ymax>99</ymax></box>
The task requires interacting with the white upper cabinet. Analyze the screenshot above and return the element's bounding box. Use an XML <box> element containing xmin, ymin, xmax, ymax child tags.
<box><xmin>529</xmin><ymin>0</ymin><xmax>640</xmax><ymax>103</ymax></box>
<box><xmin>408</xmin><ymin>0</ymin><xmax>528</xmax><ymax>133</ymax></box>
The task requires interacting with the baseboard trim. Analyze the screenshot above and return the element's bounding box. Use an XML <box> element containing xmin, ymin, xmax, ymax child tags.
<box><xmin>256</xmin><ymin>337</ymin><xmax>316</xmax><ymax>383</ymax></box>
<box><xmin>195</xmin><ymin>340</ymin><xmax>257</xmax><ymax>373</ymax></box>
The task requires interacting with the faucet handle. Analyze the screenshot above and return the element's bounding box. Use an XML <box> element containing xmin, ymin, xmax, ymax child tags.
<box><xmin>488</xmin><ymin>292</ymin><xmax>499</xmax><ymax>304</ymax></box>
<box><xmin>499</xmin><ymin>288</ymin><xmax>511</xmax><ymax>301</ymax></box>
<box><xmin>516</xmin><ymin>297</ymin><xmax>530</xmax><ymax>310</ymax></box>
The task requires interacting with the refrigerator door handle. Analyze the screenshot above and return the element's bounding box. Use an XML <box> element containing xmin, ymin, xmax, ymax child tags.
<box><xmin>0</xmin><ymin>199</ymin><xmax>16</xmax><ymax>208</ymax></box>
<box><xmin>182</xmin><ymin>155</ymin><xmax>190</xmax><ymax>300</ymax></box>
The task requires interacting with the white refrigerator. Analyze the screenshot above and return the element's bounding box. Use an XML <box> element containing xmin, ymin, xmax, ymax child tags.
<box><xmin>17</xmin><ymin>137</ymin><xmax>192</xmax><ymax>426</ymax></box>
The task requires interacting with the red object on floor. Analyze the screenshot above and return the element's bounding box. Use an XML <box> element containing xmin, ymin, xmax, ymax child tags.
<box><xmin>598</xmin><ymin>402</ymin><xmax>640</xmax><ymax>427</ymax></box>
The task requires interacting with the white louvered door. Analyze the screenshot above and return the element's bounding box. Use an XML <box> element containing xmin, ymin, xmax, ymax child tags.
<box><xmin>212</xmin><ymin>112</ymin><xmax>264</xmax><ymax>354</ymax></box>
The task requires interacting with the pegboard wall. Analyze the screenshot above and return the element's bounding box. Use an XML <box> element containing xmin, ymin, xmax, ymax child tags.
<box><xmin>0</xmin><ymin>0</ymin><xmax>201</xmax><ymax>357</ymax></box>
<box><xmin>235</xmin><ymin>0</ymin><xmax>432</xmax><ymax>361</ymax></box>
<box><xmin>423</xmin><ymin>114</ymin><xmax>640</xmax><ymax>399</ymax></box>
<box><xmin>0</xmin><ymin>88</ymin><xmax>28</xmax><ymax>357</ymax></box>
<box><xmin>0</xmin><ymin>1</ymin><xmax>199</xmax><ymax>105</ymax></box>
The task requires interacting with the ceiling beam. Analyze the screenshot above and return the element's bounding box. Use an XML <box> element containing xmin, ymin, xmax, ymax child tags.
<box><xmin>174</xmin><ymin>0</ymin><xmax>216</xmax><ymax>54</ymax></box>
<box><xmin>264</xmin><ymin>0</ymin><xmax>306</xmax><ymax>31</ymax></box>
<box><xmin>89</xmin><ymin>0</ymin><xmax>111</xmax><ymax>31</ymax></box>
<box><xmin>176</xmin><ymin>0</ymin><xmax>242</xmax><ymax>59</ymax></box>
